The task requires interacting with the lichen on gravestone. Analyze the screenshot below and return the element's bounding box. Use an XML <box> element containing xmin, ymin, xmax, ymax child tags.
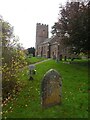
<box><xmin>41</xmin><ymin>69</ymin><xmax>62</xmax><ymax>108</ymax></box>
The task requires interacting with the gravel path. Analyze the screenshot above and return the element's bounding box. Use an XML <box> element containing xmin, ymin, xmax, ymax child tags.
<box><xmin>19</xmin><ymin>58</ymin><xmax>51</xmax><ymax>72</ymax></box>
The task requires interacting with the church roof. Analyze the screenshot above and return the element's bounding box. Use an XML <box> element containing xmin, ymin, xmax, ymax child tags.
<box><xmin>40</xmin><ymin>38</ymin><xmax>51</xmax><ymax>45</ymax></box>
<box><xmin>40</xmin><ymin>36</ymin><xmax>59</xmax><ymax>45</ymax></box>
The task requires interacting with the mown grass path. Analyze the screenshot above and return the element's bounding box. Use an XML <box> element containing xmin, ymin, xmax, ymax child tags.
<box><xmin>3</xmin><ymin>59</ymin><xmax>88</xmax><ymax>118</ymax></box>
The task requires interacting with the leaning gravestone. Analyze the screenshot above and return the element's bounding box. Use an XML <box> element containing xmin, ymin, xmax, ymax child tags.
<box><xmin>41</xmin><ymin>69</ymin><xmax>62</xmax><ymax>108</ymax></box>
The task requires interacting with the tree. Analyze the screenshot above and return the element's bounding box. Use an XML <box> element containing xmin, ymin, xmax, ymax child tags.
<box><xmin>27</xmin><ymin>47</ymin><xmax>35</xmax><ymax>57</ymax></box>
<box><xmin>52</xmin><ymin>1</ymin><xmax>89</xmax><ymax>55</ymax></box>
<box><xmin>1</xmin><ymin>16</ymin><xmax>27</xmax><ymax>100</ymax></box>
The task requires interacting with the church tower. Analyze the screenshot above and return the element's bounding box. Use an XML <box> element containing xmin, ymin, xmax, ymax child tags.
<box><xmin>35</xmin><ymin>23</ymin><xmax>49</xmax><ymax>56</ymax></box>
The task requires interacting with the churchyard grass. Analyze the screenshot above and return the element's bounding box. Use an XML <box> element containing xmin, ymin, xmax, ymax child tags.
<box><xmin>25</xmin><ymin>56</ymin><xmax>47</xmax><ymax>65</ymax></box>
<box><xmin>2</xmin><ymin>59</ymin><xmax>88</xmax><ymax>118</ymax></box>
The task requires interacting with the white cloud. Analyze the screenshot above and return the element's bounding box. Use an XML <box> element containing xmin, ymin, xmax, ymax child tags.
<box><xmin>0</xmin><ymin>0</ymin><xmax>66</xmax><ymax>48</ymax></box>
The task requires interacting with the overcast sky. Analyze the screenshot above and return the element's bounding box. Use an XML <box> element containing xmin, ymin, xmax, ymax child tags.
<box><xmin>0</xmin><ymin>0</ymin><xmax>67</xmax><ymax>49</ymax></box>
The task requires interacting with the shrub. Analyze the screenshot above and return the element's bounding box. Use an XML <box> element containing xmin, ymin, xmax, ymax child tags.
<box><xmin>1</xmin><ymin>16</ymin><xmax>27</xmax><ymax>101</ymax></box>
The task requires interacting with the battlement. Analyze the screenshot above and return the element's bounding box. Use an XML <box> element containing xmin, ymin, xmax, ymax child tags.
<box><xmin>37</xmin><ymin>23</ymin><xmax>48</xmax><ymax>27</ymax></box>
<box><xmin>36</xmin><ymin>23</ymin><xmax>49</xmax><ymax>47</ymax></box>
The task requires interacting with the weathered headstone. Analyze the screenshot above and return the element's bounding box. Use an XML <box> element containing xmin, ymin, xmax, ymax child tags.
<box><xmin>41</xmin><ymin>69</ymin><xmax>62</xmax><ymax>108</ymax></box>
<box><xmin>29</xmin><ymin>65</ymin><xmax>36</xmax><ymax>80</ymax></box>
<box><xmin>29</xmin><ymin>65</ymin><xmax>35</xmax><ymax>71</ymax></box>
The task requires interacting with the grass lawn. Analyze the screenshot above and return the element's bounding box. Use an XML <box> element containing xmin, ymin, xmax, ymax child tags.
<box><xmin>25</xmin><ymin>56</ymin><xmax>47</xmax><ymax>65</ymax></box>
<box><xmin>2</xmin><ymin>59</ymin><xmax>88</xmax><ymax>118</ymax></box>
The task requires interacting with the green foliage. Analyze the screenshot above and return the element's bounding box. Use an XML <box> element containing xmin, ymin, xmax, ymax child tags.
<box><xmin>1</xmin><ymin>16</ymin><xmax>27</xmax><ymax>100</ymax></box>
<box><xmin>27</xmin><ymin>47</ymin><xmax>35</xmax><ymax>57</ymax></box>
<box><xmin>52</xmin><ymin>1</ymin><xmax>89</xmax><ymax>54</ymax></box>
<box><xmin>25</xmin><ymin>57</ymin><xmax>47</xmax><ymax>65</ymax></box>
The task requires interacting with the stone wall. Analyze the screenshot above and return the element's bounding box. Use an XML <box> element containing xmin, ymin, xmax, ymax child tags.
<box><xmin>35</xmin><ymin>23</ymin><xmax>72</xmax><ymax>59</ymax></box>
<box><xmin>36</xmin><ymin>23</ymin><xmax>48</xmax><ymax>48</ymax></box>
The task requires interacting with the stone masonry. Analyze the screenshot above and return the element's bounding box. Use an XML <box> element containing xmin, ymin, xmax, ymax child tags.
<box><xmin>35</xmin><ymin>23</ymin><xmax>72</xmax><ymax>59</ymax></box>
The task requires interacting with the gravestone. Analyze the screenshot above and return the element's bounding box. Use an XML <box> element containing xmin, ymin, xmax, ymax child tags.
<box><xmin>41</xmin><ymin>69</ymin><xmax>62</xmax><ymax>108</ymax></box>
<box><xmin>29</xmin><ymin>65</ymin><xmax>35</xmax><ymax>70</ymax></box>
<box><xmin>29</xmin><ymin>65</ymin><xmax>36</xmax><ymax>80</ymax></box>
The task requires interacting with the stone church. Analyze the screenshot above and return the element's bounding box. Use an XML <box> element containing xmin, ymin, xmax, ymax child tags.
<box><xmin>35</xmin><ymin>23</ymin><xmax>71</xmax><ymax>59</ymax></box>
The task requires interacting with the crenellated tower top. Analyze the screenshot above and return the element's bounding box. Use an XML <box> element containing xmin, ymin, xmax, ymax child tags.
<box><xmin>36</xmin><ymin>23</ymin><xmax>49</xmax><ymax>48</ymax></box>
